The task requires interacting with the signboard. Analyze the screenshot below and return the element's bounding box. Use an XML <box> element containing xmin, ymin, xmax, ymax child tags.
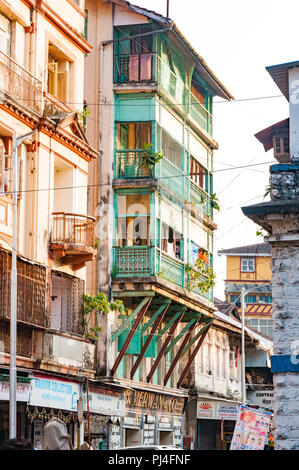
<box><xmin>29</xmin><ymin>374</ymin><xmax>80</xmax><ymax>411</ymax></box>
<box><xmin>123</xmin><ymin>411</ymin><xmax>142</xmax><ymax>429</ymax></box>
<box><xmin>230</xmin><ymin>405</ymin><xmax>272</xmax><ymax>450</ymax></box>
<box><xmin>143</xmin><ymin>414</ymin><xmax>156</xmax><ymax>446</ymax></box>
<box><xmin>109</xmin><ymin>424</ymin><xmax>122</xmax><ymax>450</ymax></box>
<box><xmin>124</xmin><ymin>389</ymin><xmax>185</xmax><ymax>415</ymax></box>
<box><xmin>173</xmin><ymin>416</ymin><xmax>183</xmax><ymax>448</ymax></box>
<box><xmin>0</xmin><ymin>381</ymin><xmax>31</xmax><ymax>402</ymax></box>
<box><xmin>247</xmin><ymin>389</ymin><xmax>274</xmax><ymax>410</ymax></box>
<box><xmin>157</xmin><ymin>414</ymin><xmax>173</xmax><ymax>431</ymax></box>
<box><xmin>83</xmin><ymin>385</ymin><xmax>126</xmax><ymax>416</ymax></box>
<box><xmin>197</xmin><ymin>400</ymin><xmax>239</xmax><ymax>420</ymax></box>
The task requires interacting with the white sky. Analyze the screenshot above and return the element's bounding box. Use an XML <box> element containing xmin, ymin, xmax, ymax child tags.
<box><xmin>133</xmin><ymin>0</ymin><xmax>294</xmax><ymax>299</ymax></box>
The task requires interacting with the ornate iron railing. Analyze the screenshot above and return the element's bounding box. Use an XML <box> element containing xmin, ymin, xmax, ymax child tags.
<box><xmin>190</xmin><ymin>179</ymin><xmax>212</xmax><ymax>217</ymax></box>
<box><xmin>114</xmin><ymin>53</ymin><xmax>157</xmax><ymax>84</ymax></box>
<box><xmin>112</xmin><ymin>246</ymin><xmax>153</xmax><ymax>277</ymax></box>
<box><xmin>51</xmin><ymin>212</ymin><xmax>96</xmax><ymax>247</ymax></box>
<box><xmin>115</xmin><ymin>149</ymin><xmax>152</xmax><ymax>179</ymax></box>
<box><xmin>0</xmin><ymin>50</ymin><xmax>43</xmax><ymax>114</ymax></box>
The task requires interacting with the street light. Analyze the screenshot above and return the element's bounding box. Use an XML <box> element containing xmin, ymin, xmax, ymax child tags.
<box><xmin>9</xmin><ymin>131</ymin><xmax>34</xmax><ymax>439</ymax></box>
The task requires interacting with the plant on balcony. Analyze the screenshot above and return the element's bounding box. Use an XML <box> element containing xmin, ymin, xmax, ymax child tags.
<box><xmin>210</xmin><ymin>193</ymin><xmax>220</xmax><ymax>211</ymax></box>
<box><xmin>143</xmin><ymin>143</ymin><xmax>164</xmax><ymax>172</ymax></box>
<box><xmin>84</xmin><ymin>292</ymin><xmax>127</xmax><ymax>341</ymax></box>
<box><xmin>185</xmin><ymin>250</ymin><xmax>216</xmax><ymax>294</ymax></box>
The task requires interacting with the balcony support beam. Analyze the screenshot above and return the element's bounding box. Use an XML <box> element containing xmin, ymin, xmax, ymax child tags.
<box><xmin>146</xmin><ymin>307</ymin><xmax>186</xmax><ymax>383</ymax></box>
<box><xmin>111</xmin><ymin>297</ymin><xmax>152</xmax><ymax>376</ymax></box>
<box><xmin>163</xmin><ymin>319</ymin><xmax>199</xmax><ymax>386</ymax></box>
<box><xmin>177</xmin><ymin>321</ymin><xmax>213</xmax><ymax>388</ymax></box>
<box><xmin>131</xmin><ymin>303</ymin><xmax>169</xmax><ymax>379</ymax></box>
<box><xmin>111</xmin><ymin>296</ymin><xmax>153</xmax><ymax>343</ymax></box>
<box><xmin>164</xmin><ymin>317</ymin><xmax>199</xmax><ymax>355</ymax></box>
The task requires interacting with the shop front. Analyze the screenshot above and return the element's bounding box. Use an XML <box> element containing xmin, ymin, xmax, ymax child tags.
<box><xmin>27</xmin><ymin>373</ymin><xmax>81</xmax><ymax>449</ymax></box>
<box><xmin>123</xmin><ymin>388</ymin><xmax>186</xmax><ymax>448</ymax></box>
<box><xmin>0</xmin><ymin>374</ymin><xmax>31</xmax><ymax>444</ymax></box>
<box><xmin>197</xmin><ymin>398</ymin><xmax>240</xmax><ymax>450</ymax></box>
<box><xmin>82</xmin><ymin>383</ymin><xmax>126</xmax><ymax>450</ymax></box>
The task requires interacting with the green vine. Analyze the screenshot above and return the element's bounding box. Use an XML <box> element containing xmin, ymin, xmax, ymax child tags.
<box><xmin>142</xmin><ymin>143</ymin><xmax>164</xmax><ymax>169</ymax></box>
<box><xmin>84</xmin><ymin>293</ymin><xmax>127</xmax><ymax>341</ymax></box>
<box><xmin>185</xmin><ymin>251</ymin><xmax>216</xmax><ymax>294</ymax></box>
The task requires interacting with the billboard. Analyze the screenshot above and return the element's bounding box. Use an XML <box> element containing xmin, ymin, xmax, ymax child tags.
<box><xmin>230</xmin><ymin>405</ymin><xmax>271</xmax><ymax>450</ymax></box>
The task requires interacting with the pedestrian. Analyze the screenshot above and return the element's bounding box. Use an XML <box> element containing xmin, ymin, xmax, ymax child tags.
<box><xmin>43</xmin><ymin>417</ymin><xmax>74</xmax><ymax>450</ymax></box>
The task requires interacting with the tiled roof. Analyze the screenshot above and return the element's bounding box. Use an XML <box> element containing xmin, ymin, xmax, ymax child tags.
<box><xmin>218</xmin><ymin>242</ymin><xmax>271</xmax><ymax>257</ymax></box>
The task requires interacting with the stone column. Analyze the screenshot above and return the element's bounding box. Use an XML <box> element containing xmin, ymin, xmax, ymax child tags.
<box><xmin>242</xmin><ymin>163</ymin><xmax>299</xmax><ymax>450</ymax></box>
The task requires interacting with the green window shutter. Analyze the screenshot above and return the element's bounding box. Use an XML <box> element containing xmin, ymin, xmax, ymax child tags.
<box><xmin>116</xmin><ymin>357</ymin><xmax>125</xmax><ymax>378</ymax></box>
<box><xmin>143</xmin><ymin>334</ymin><xmax>157</xmax><ymax>358</ymax></box>
<box><xmin>118</xmin><ymin>326</ymin><xmax>141</xmax><ymax>354</ymax></box>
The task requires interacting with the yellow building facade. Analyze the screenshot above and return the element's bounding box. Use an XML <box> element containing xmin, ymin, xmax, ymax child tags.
<box><xmin>218</xmin><ymin>243</ymin><xmax>273</xmax><ymax>338</ymax></box>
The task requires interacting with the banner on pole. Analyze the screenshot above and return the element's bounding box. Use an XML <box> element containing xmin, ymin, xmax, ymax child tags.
<box><xmin>230</xmin><ymin>405</ymin><xmax>271</xmax><ymax>450</ymax></box>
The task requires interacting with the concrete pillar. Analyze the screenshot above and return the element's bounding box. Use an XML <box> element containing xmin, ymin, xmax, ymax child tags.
<box><xmin>242</xmin><ymin>164</ymin><xmax>299</xmax><ymax>450</ymax></box>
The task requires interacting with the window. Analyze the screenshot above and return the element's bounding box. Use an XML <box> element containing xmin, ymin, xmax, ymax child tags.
<box><xmin>161</xmin><ymin>129</ymin><xmax>182</xmax><ymax>168</ymax></box>
<box><xmin>274</xmin><ymin>135</ymin><xmax>289</xmax><ymax>156</ymax></box>
<box><xmin>0</xmin><ymin>13</ymin><xmax>11</xmax><ymax>56</ymax></box>
<box><xmin>241</xmin><ymin>257</ymin><xmax>255</xmax><ymax>272</ymax></box>
<box><xmin>190</xmin><ymin>156</ymin><xmax>206</xmax><ymax>190</ymax></box>
<box><xmin>161</xmin><ymin>222</ymin><xmax>183</xmax><ymax>260</ymax></box>
<box><xmin>50</xmin><ymin>272</ymin><xmax>84</xmax><ymax>334</ymax></box>
<box><xmin>258</xmin><ymin>295</ymin><xmax>272</xmax><ymax>304</ymax></box>
<box><xmin>117</xmin><ymin>122</ymin><xmax>152</xmax><ymax>150</ymax></box>
<box><xmin>245</xmin><ymin>318</ymin><xmax>273</xmax><ymax>338</ymax></box>
<box><xmin>47</xmin><ymin>43</ymin><xmax>72</xmax><ymax>103</ymax></box>
<box><xmin>116</xmin><ymin>194</ymin><xmax>150</xmax><ymax>246</ymax></box>
<box><xmin>0</xmin><ymin>138</ymin><xmax>11</xmax><ymax>195</ymax></box>
<box><xmin>245</xmin><ymin>294</ymin><xmax>257</xmax><ymax>303</ymax></box>
<box><xmin>230</xmin><ymin>294</ymin><xmax>239</xmax><ymax>303</ymax></box>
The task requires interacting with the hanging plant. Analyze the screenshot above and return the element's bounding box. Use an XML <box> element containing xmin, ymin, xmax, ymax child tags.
<box><xmin>84</xmin><ymin>293</ymin><xmax>127</xmax><ymax>341</ymax></box>
<box><xmin>185</xmin><ymin>250</ymin><xmax>216</xmax><ymax>294</ymax></box>
<box><xmin>210</xmin><ymin>193</ymin><xmax>220</xmax><ymax>211</ymax></box>
<box><xmin>142</xmin><ymin>143</ymin><xmax>164</xmax><ymax>169</ymax></box>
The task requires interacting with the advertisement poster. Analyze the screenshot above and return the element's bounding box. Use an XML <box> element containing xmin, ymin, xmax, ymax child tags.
<box><xmin>230</xmin><ymin>405</ymin><xmax>272</xmax><ymax>450</ymax></box>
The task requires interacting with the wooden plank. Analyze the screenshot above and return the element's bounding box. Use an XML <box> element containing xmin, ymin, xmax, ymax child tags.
<box><xmin>163</xmin><ymin>319</ymin><xmax>198</xmax><ymax>386</ymax></box>
<box><xmin>177</xmin><ymin>322</ymin><xmax>212</xmax><ymax>388</ymax></box>
<box><xmin>146</xmin><ymin>309</ymin><xmax>185</xmax><ymax>383</ymax></box>
<box><xmin>131</xmin><ymin>304</ymin><xmax>169</xmax><ymax>379</ymax></box>
<box><xmin>111</xmin><ymin>298</ymin><xmax>152</xmax><ymax>376</ymax></box>
<box><xmin>111</xmin><ymin>296</ymin><xmax>151</xmax><ymax>342</ymax></box>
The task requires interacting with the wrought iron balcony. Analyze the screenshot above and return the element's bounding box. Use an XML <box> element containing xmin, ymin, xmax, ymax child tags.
<box><xmin>0</xmin><ymin>50</ymin><xmax>43</xmax><ymax>114</ymax></box>
<box><xmin>50</xmin><ymin>212</ymin><xmax>96</xmax><ymax>268</ymax></box>
<box><xmin>115</xmin><ymin>150</ymin><xmax>152</xmax><ymax>179</ymax></box>
<box><xmin>114</xmin><ymin>52</ymin><xmax>157</xmax><ymax>84</ymax></box>
<box><xmin>112</xmin><ymin>246</ymin><xmax>212</xmax><ymax>300</ymax></box>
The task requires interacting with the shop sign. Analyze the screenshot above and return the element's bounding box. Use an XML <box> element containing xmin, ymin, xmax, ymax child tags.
<box><xmin>197</xmin><ymin>400</ymin><xmax>215</xmax><ymax>418</ymax></box>
<box><xmin>124</xmin><ymin>389</ymin><xmax>185</xmax><ymax>414</ymax></box>
<box><xmin>83</xmin><ymin>385</ymin><xmax>126</xmax><ymax>416</ymax></box>
<box><xmin>29</xmin><ymin>374</ymin><xmax>80</xmax><ymax>411</ymax></box>
<box><xmin>0</xmin><ymin>381</ymin><xmax>31</xmax><ymax>402</ymax></box>
<box><xmin>197</xmin><ymin>400</ymin><xmax>239</xmax><ymax>420</ymax></box>
<box><xmin>247</xmin><ymin>389</ymin><xmax>274</xmax><ymax>410</ymax></box>
<box><xmin>157</xmin><ymin>414</ymin><xmax>173</xmax><ymax>431</ymax></box>
<box><xmin>173</xmin><ymin>416</ymin><xmax>183</xmax><ymax>448</ymax></box>
<box><xmin>123</xmin><ymin>411</ymin><xmax>142</xmax><ymax>429</ymax></box>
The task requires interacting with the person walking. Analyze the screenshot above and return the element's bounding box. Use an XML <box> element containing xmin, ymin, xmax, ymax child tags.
<box><xmin>43</xmin><ymin>417</ymin><xmax>74</xmax><ymax>450</ymax></box>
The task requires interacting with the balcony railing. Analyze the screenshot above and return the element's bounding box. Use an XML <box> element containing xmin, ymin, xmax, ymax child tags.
<box><xmin>0</xmin><ymin>50</ymin><xmax>43</xmax><ymax>114</ymax></box>
<box><xmin>51</xmin><ymin>212</ymin><xmax>96</xmax><ymax>247</ymax></box>
<box><xmin>114</xmin><ymin>53</ymin><xmax>157</xmax><ymax>84</ymax></box>
<box><xmin>188</xmin><ymin>91</ymin><xmax>213</xmax><ymax>134</ymax></box>
<box><xmin>115</xmin><ymin>150</ymin><xmax>152</xmax><ymax>179</ymax></box>
<box><xmin>156</xmin><ymin>157</ymin><xmax>186</xmax><ymax>200</ymax></box>
<box><xmin>112</xmin><ymin>246</ymin><xmax>153</xmax><ymax>277</ymax></box>
<box><xmin>112</xmin><ymin>245</ymin><xmax>212</xmax><ymax>300</ymax></box>
<box><xmin>190</xmin><ymin>180</ymin><xmax>212</xmax><ymax>217</ymax></box>
<box><xmin>43</xmin><ymin>91</ymin><xmax>74</xmax><ymax>117</ymax></box>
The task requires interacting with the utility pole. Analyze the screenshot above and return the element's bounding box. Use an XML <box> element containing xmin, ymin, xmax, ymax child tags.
<box><xmin>241</xmin><ymin>287</ymin><xmax>246</xmax><ymax>406</ymax></box>
<box><xmin>9</xmin><ymin>131</ymin><xmax>34</xmax><ymax>439</ymax></box>
<box><xmin>166</xmin><ymin>0</ymin><xmax>169</xmax><ymax>17</ymax></box>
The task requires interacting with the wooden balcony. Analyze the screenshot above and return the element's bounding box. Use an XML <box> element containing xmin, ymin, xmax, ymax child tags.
<box><xmin>114</xmin><ymin>53</ymin><xmax>157</xmax><ymax>84</ymax></box>
<box><xmin>49</xmin><ymin>212</ymin><xmax>96</xmax><ymax>270</ymax></box>
<box><xmin>0</xmin><ymin>50</ymin><xmax>43</xmax><ymax>114</ymax></box>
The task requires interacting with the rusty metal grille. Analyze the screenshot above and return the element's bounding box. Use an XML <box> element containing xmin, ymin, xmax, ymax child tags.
<box><xmin>50</xmin><ymin>272</ymin><xmax>84</xmax><ymax>335</ymax></box>
<box><xmin>0</xmin><ymin>249</ymin><xmax>47</xmax><ymax>327</ymax></box>
<box><xmin>0</xmin><ymin>321</ymin><xmax>32</xmax><ymax>357</ymax></box>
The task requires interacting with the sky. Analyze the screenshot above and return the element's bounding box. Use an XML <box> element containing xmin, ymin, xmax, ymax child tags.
<box><xmin>133</xmin><ymin>0</ymin><xmax>295</xmax><ymax>299</ymax></box>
